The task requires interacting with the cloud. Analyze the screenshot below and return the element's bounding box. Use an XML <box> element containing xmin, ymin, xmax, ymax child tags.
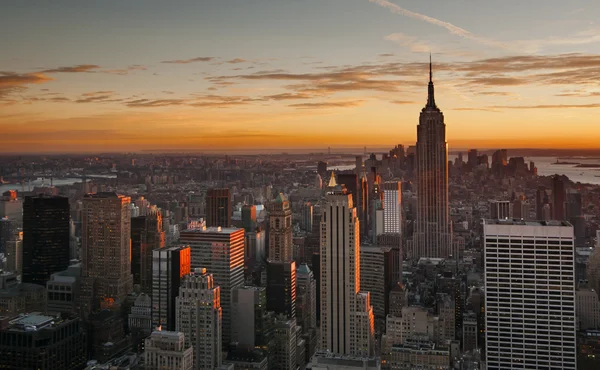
<box><xmin>161</xmin><ymin>57</ymin><xmax>216</xmax><ymax>64</ymax></box>
<box><xmin>390</xmin><ymin>100</ymin><xmax>416</xmax><ymax>105</ymax></box>
<box><xmin>42</xmin><ymin>64</ymin><xmax>100</xmax><ymax>73</ymax></box>
<box><xmin>289</xmin><ymin>100</ymin><xmax>365</xmax><ymax>109</ymax></box>
<box><xmin>126</xmin><ymin>98</ymin><xmax>188</xmax><ymax>108</ymax></box>
<box><xmin>0</xmin><ymin>72</ymin><xmax>54</xmax><ymax>100</ymax></box>
<box><xmin>227</xmin><ymin>58</ymin><xmax>247</xmax><ymax>64</ymax></box>
<box><xmin>103</xmin><ymin>65</ymin><xmax>147</xmax><ymax>75</ymax></box>
<box><xmin>492</xmin><ymin>103</ymin><xmax>600</xmax><ymax>110</ymax></box>
<box><xmin>264</xmin><ymin>93</ymin><xmax>314</xmax><ymax>101</ymax></box>
<box><xmin>379</xmin><ymin>53</ymin><xmax>395</xmax><ymax>57</ymax></box>
<box><xmin>368</xmin><ymin>0</ymin><xmax>507</xmax><ymax>49</ymax></box>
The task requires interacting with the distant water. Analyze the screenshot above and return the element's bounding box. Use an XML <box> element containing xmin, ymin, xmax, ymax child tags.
<box><xmin>331</xmin><ymin>156</ymin><xmax>600</xmax><ymax>185</ymax></box>
<box><xmin>0</xmin><ymin>174</ymin><xmax>116</xmax><ymax>194</ymax></box>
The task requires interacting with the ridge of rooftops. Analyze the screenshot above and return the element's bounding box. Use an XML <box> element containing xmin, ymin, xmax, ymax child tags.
<box><xmin>484</xmin><ymin>219</ymin><xmax>572</xmax><ymax>227</ymax></box>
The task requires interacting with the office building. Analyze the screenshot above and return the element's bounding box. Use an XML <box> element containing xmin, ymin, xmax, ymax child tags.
<box><xmin>266</xmin><ymin>260</ymin><xmax>296</xmax><ymax>318</ymax></box>
<box><xmin>176</xmin><ymin>268</ymin><xmax>222</xmax><ymax>370</ymax></box>
<box><xmin>576</xmin><ymin>286</ymin><xmax>600</xmax><ymax>330</ymax></box>
<box><xmin>232</xmin><ymin>286</ymin><xmax>274</xmax><ymax>350</ymax></box>
<box><xmin>22</xmin><ymin>195</ymin><xmax>70</xmax><ymax>286</ymax></box>
<box><xmin>152</xmin><ymin>245</ymin><xmax>191</xmax><ymax>331</ymax></box>
<box><xmin>388</xmin><ymin>335</ymin><xmax>450</xmax><ymax>370</ymax></box>
<box><xmin>309</xmin><ymin>351</ymin><xmax>381</xmax><ymax>370</ymax></box>
<box><xmin>206</xmin><ymin>188</ymin><xmax>231</xmax><ymax>227</ymax></box>
<box><xmin>360</xmin><ymin>246</ymin><xmax>394</xmax><ymax>333</ymax></box>
<box><xmin>131</xmin><ymin>209</ymin><xmax>165</xmax><ymax>294</ymax></box>
<box><xmin>338</xmin><ymin>173</ymin><xmax>359</xmax><ymax>214</ymax></box>
<box><xmin>46</xmin><ymin>263</ymin><xmax>81</xmax><ymax>315</ymax></box>
<box><xmin>0</xmin><ymin>191</ymin><xmax>22</xmax><ymax>227</ymax></box>
<box><xmin>536</xmin><ymin>186</ymin><xmax>550</xmax><ymax>221</ymax></box>
<box><xmin>4</xmin><ymin>237</ymin><xmax>22</xmax><ymax>277</ymax></box>
<box><xmin>225</xmin><ymin>349</ymin><xmax>268</xmax><ymax>370</ymax></box>
<box><xmin>0</xmin><ymin>270</ymin><xmax>46</xmax><ymax>316</ymax></box>
<box><xmin>242</xmin><ymin>204</ymin><xmax>257</xmax><ymax>232</ymax></box>
<box><xmin>0</xmin><ymin>217</ymin><xmax>15</xmax><ymax>255</ymax></box>
<box><xmin>268</xmin><ymin>193</ymin><xmax>293</xmax><ymax>262</ymax></box>
<box><xmin>413</xmin><ymin>60</ymin><xmax>452</xmax><ymax>259</ymax></box>
<box><xmin>272</xmin><ymin>316</ymin><xmax>298</xmax><ymax>370</ymax></box>
<box><xmin>489</xmin><ymin>200</ymin><xmax>513</xmax><ymax>219</ymax></box>
<box><xmin>0</xmin><ymin>313</ymin><xmax>87</xmax><ymax>370</ymax></box>
<box><xmin>301</xmin><ymin>202</ymin><xmax>314</xmax><ymax>233</ymax></box>
<box><xmin>80</xmin><ymin>192</ymin><xmax>133</xmax><ymax>314</ymax></box>
<box><xmin>129</xmin><ymin>293</ymin><xmax>153</xmax><ymax>338</ymax></box>
<box><xmin>484</xmin><ymin>219</ymin><xmax>576</xmax><ymax>370</ymax></box>
<box><xmin>552</xmin><ymin>175</ymin><xmax>567</xmax><ymax>221</ymax></box>
<box><xmin>180</xmin><ymin>226</ymin><xmax>244</xmax><ymax>346</ymax></box>
<box><xmin>296</xmin><ymin>263</ymin><xmax>317</xmax><ymax>331</ymax></box>
<box><xmin>320</xmin><ymin>186</ymin><xmax>374</xmax><ymax>356</ymax></box>
<box><xmin>144</xmin><ymin>331</ymin><xmax>194</xmax><ymax>370</ymax></box>
<box><xmin>383</xmin><ymin>181</ymin><xmax>402</xmax><ymax>234</ymax></box>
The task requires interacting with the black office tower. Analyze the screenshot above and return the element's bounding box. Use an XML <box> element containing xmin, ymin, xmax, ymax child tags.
<box><xmin>22</xmin><ymin>195</ymin><xmax>70</xmax><ymax>286</ymax></box>
<box><xmin>266</xmin><ymin>260</ymin><xmax>296</xmax><ymax>318</ymax></box>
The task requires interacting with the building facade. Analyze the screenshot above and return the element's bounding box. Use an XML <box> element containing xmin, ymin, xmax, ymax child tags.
<box><xmin>383</xmin><ymin>181</ymin><xmax>402</xmax><ymax>234</ymax></box>
<box><xmin>144</xmin><ymin>331</ymin><xmax>194</xmax><ymax>370</ymax></box>
<box><xmin>266</xmin><ymin>260</ymin><xmax>296</xmax><ymax>319</ymax></box>
<box><xmin>484</xmin><ymin>219</ymin><xmax>577</xmax><ymax>370</ymax></box>
<box><xmin>268</xmin><ymin>193</ymin><xmax>293</xmax><ymax>262</ymax></box>
<box><xmin>205</xmin><ymin>188</ymin><xmax>232</xmax><ymax>228</ymax></box>
<box><xmin>22</xmin><ymin>195</ymin><xmax>70</xmax><ymax>286</ymax></box>
<box><xmin>413</xmin><ymin>60</ymin><xmax>453</xmax><ymax>259</ymax></box>
<box><xmin>320</xmin><ymin>186</ymin><xmax>374</xmax><ymax>356</ymax></box>
<box><xmin>176</xmin><ymin>268</ymin><xmax>222</xmax><ymax>370</ymax></box>
<box><xmin>152</xmin><ymin>245</ymin><xmax>191</xmax><ymax>330</ymax></box>
<box><xmin>179</xmin><ymin>226</ymin><xmax>244</xmax><ymax>346</ymax></box>
<box><xmin>80</xmin><ymin>192</ymin><xmax>133</xmax><ymax>314</ymax></box>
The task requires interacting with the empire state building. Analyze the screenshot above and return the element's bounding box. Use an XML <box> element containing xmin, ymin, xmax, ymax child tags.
<box><xmin>412</xmin><ymin>58</ymin><xmax>453</xmax><ymax>259</ymax></box>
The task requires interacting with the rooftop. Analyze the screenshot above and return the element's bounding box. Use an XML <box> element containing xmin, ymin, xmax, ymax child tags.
<box><xmin>7</xmin><ymin>312</ymin><xmax>62</xmax><ymax>331</ymax></box>
<box><xmin>180</xmin><ymin>226</ymin><xmax>242</xmax><ymax>234</ymax></box>
<box><xmin>484</xmin><ymin>219</ymin><xmax>572</xmax><ymax>227</ymax></box>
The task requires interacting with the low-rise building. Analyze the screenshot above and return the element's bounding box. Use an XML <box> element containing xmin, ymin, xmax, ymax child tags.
<box><xmin>144</xmin><ymin>330</ymin><xmax>193</xmax><ymax>370</ymax></box>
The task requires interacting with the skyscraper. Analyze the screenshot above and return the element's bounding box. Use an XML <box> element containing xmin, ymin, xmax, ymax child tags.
<box><xmin>143</xmin><ymin>331</ymin><xmax>194</xmax><ymax>370</ymax></box>
<box><xmin>413</xmin><ymin>58</ymin><xmax>452</xmax><ymax>259</ymax></box>
<box><xmin>483</xmin><ymin>219</ymin><xmax>576</xmax><ymax>370</ymax></box>
<box><xmin>242</xmin><ymin>204</ymin><xmax>257</xmax><ymax>232</ymax></box>
<box><xmin>489</xmin><ymin>200</ymin><xmax>513</xmax><ymax>219</ymax></box>
<box><xmin>22</xmin><ymin>195</ymin><xmax>70</xmax><ymax>286</ymax></box>
<box><xmin>320</xmin><ymin>186</ymin><xmax>374</xmax><ymax>356</ymax></box>
<box><xmin>179</xmin><ymin>226</ymin><xmax>244</xmax><ymax>347</ymax></box>
<box><xmin>268</xmin><ymin>193</ymin><xmax>293</xmax><ymax>262</ymax></box>
<box><xmin>383</xmin><ymin>181</ymin><xmax>402</xmax><ymax>234</ymax></box>
<box><xmin>552</xmin><ymin>175</ymin><xmax>567</xmax><ymax>221</ymax></box>
<box><xmin>152</xmin><ymin>245</ymin><xmax>191</xmax><ymax>331</ymax></box>
<box><xmin>176</xmin><ymin>268</ymin><xmax>222</xmax><ymax>370</ymax></box>
<box><xmin>81</xmin><ymin>192</ymin><xmax>133</xmax><ymax>314</ymax></box>
<box><xmin>205</xmin><ymin>188</ymin><xmax>231</xmax><ymax>228</ymax></box>
<box><xmin>132</xmin><ymin>208</ymin><xmax>166</xmax><ymax>294</ymax></box>
<box><xmin>266</xmin><ymin>260</ymin><xmax>297</xmax><ymax>318</ymax></box>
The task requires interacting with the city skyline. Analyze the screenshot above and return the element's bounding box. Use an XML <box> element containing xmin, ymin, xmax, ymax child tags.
<box><xmin>2</xmin><ymin>0</ymin><xmax>600</xmax><ymax>153</ymax></box>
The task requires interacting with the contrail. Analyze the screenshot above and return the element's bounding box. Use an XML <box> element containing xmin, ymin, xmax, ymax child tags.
<box><xmin>368</xmin><ymin>0</ymin><xmax>508</xmax><ymax>49</ymax></box>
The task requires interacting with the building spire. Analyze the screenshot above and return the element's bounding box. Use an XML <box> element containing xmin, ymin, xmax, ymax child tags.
<box><xmin>426</xmin><ymin>54</ymin><xmax>437</xmax><ymax>109</ymax></box>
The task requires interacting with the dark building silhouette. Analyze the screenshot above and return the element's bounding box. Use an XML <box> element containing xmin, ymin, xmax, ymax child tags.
<box><xmin>552</xmin><ymin>175</ymin><xmax>567</xmax><ymax>221</ymax></box>
<box><xmin>0</xmin><ymin>218</ymin><xmax>15</xmax><ymax>255</ymax></box>
<box><xmin>536</xmin><ymin>186</ymin><xmax>550</xmax><ymax>221</ymax></box>
<box><xmin>205</xmin><ymin>188</ymin><xmax>231</xmax><ymax>227</ymax></box>
<box><xmin>242</xmin><ymin>204</ymin><xmax>257</xmax><ymax>232</ymax></box>
<box><xmin>131</xmin><ymin>211</ymin><xmax>165</xmax><ymax>294</ymax></box>
<box><xmin>317</xmin><ymin>161</ymin><xmax>328</xmax><ymax>179</ymax></box>
<box><xmin>22</xmin><ymin>195</ymin><xmax>70</xmax><ymax>286</ymax></box>
<box><xmin>311</xmin><ymin>252</ymin><xmax>321</xmax><ymax>324</ymax></box>
<box><xmin>266</xmin><ymin>260</ymin><xmax>296</xmax><ymax>319</ymax></box>
<box><xmin>0</xmin><ymin>313</ymin><xmax>87</xmax><ymax>370</ymax></box>
<box><xmin>337</xmin><ymin>174</ymin><xmax>358</xmax><ymax>206</ymax></box>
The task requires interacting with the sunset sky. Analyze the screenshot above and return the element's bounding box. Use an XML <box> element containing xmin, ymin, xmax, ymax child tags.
<box><xmin>1</xmin><ymin>0</ymin><xmax>600</xmax><ymax>153</ymax></box>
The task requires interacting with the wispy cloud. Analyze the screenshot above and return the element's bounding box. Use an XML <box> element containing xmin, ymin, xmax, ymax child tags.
<box><xmin>0</xmin><ymin>72</ymin><xmax>54</xmax><ymax>100</ymax></box>
<box><xmin>368</xmin><ymin>0</ymin><xmax>507</xmax><ymax>49</ymax></box>
<box><xmin>289</xmin><ymin>100</ymin><xmax>365</xmax><ymax>109</ymax></box>
<box><xmin>227</xmin><ymin>58</ymin><xmax>247</xmax><ymax>64</ymax></box>
<box><xmin>161</xmin><ymin>57</ymin><xmax>216</xmax><ymax>64</ymax></box>
<box><xmin>42</xmin><ymin>64</ymin><xmax>100</xmax><ymax>73</ymax></box>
